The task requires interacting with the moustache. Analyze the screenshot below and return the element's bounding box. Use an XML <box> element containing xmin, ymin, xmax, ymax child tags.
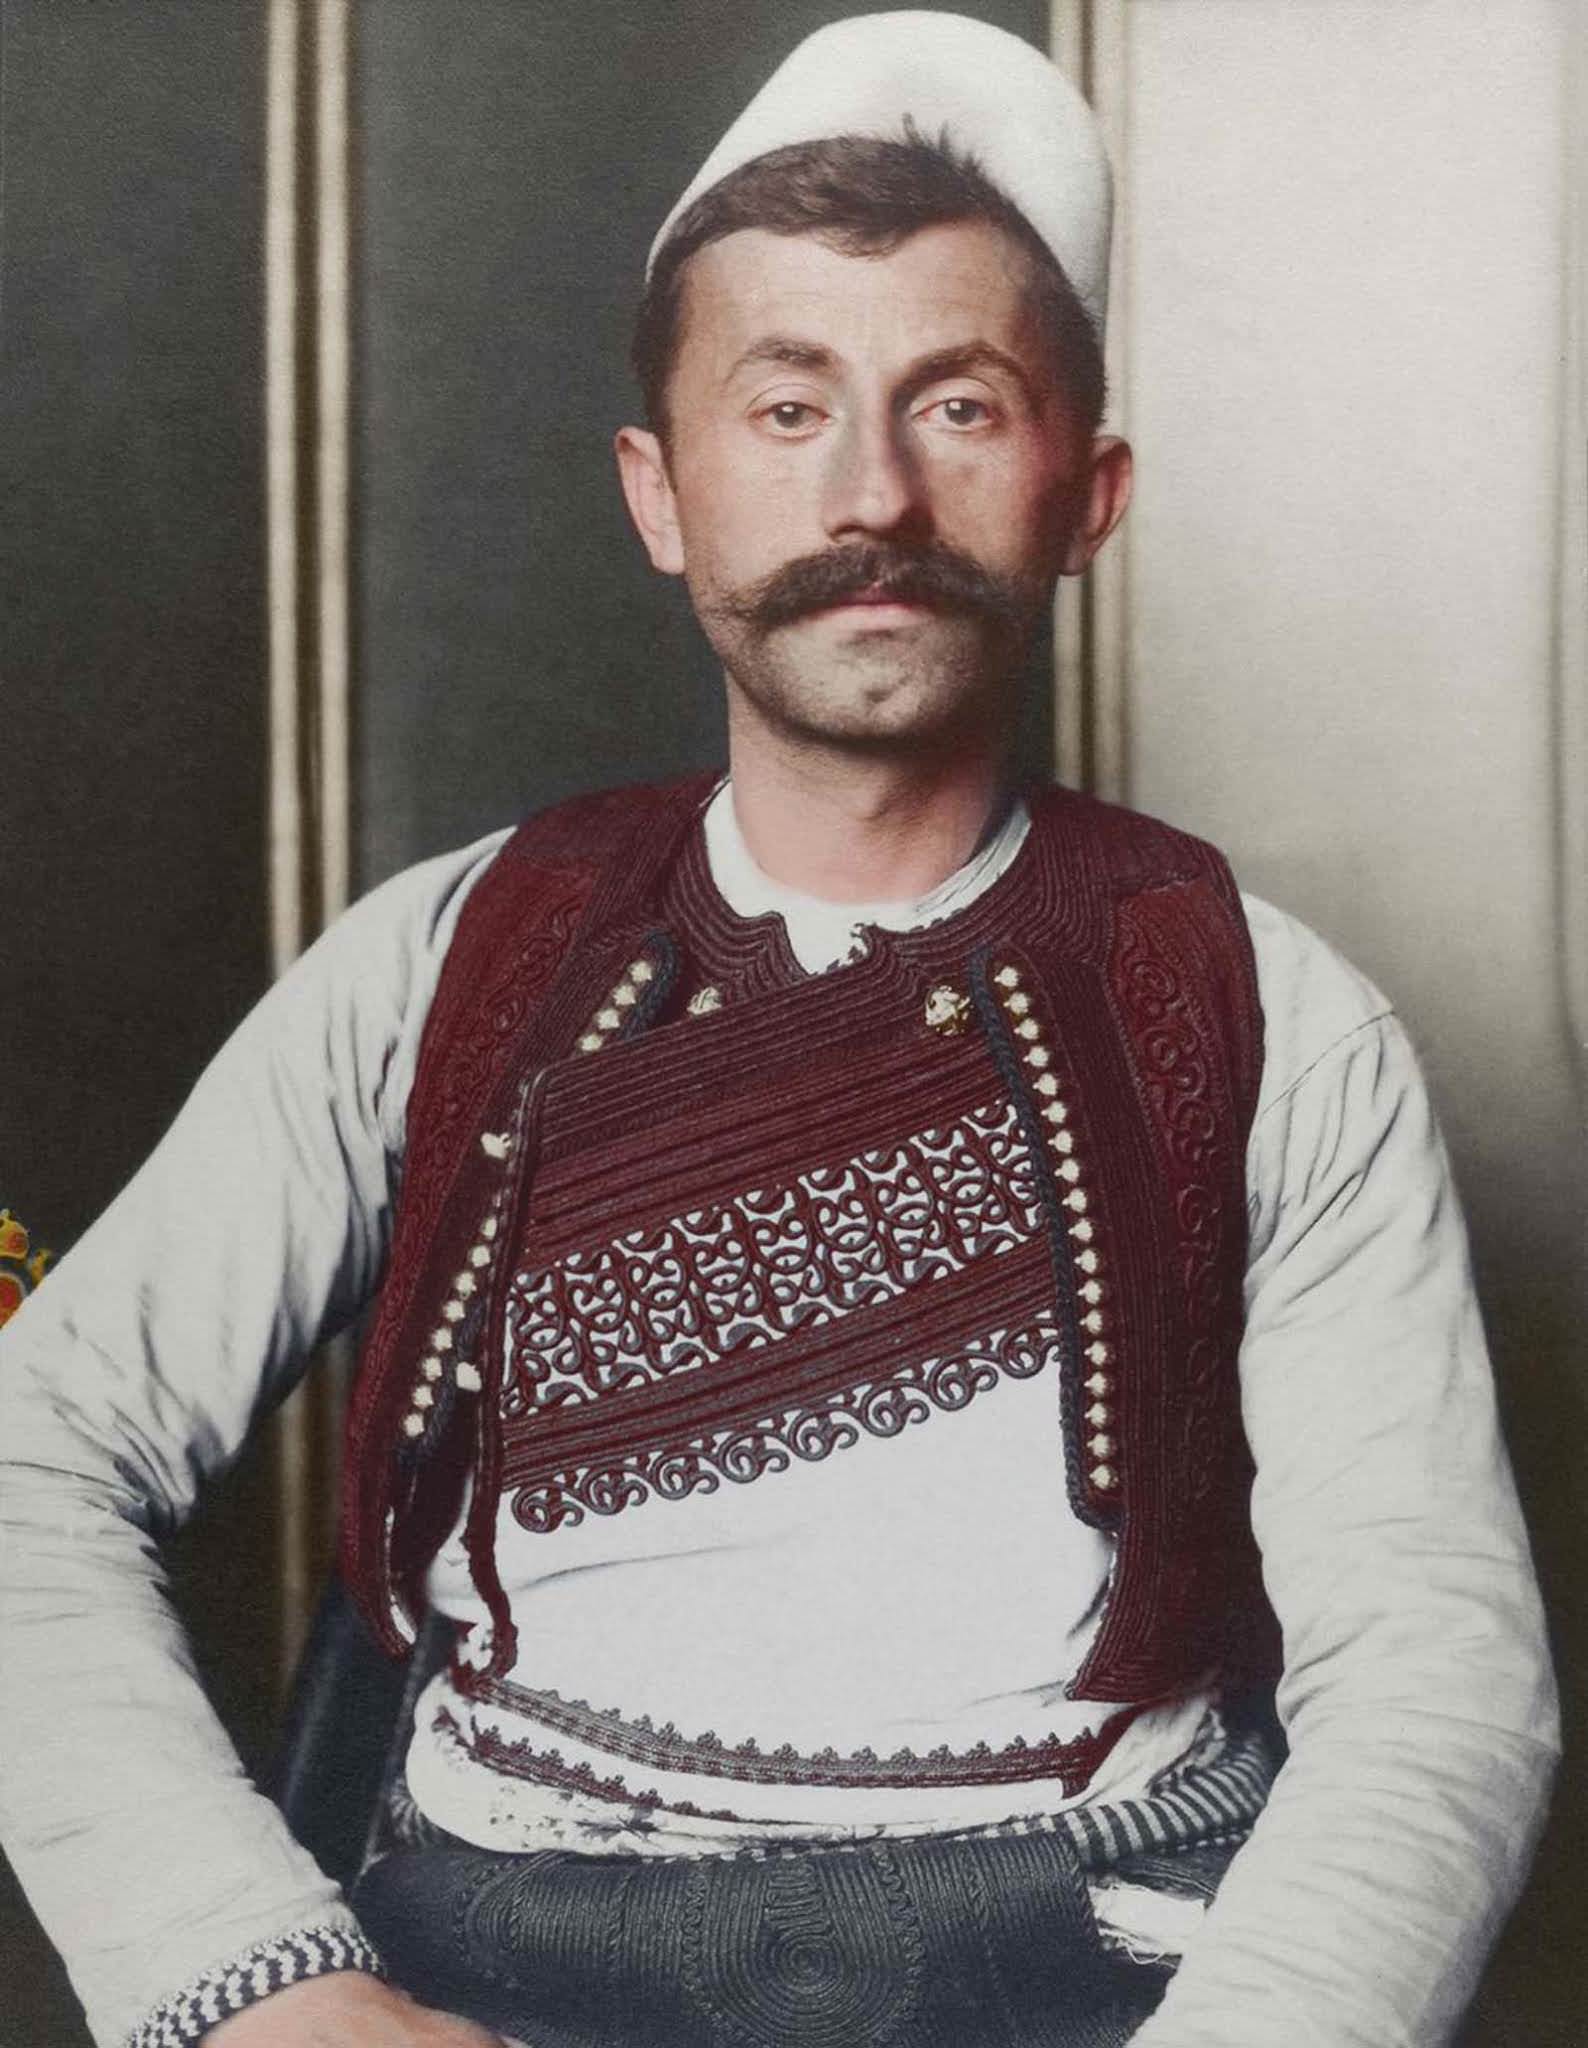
<box><xmin>711</xmin><ymin>541</ymin><xmax>1037</xmax><ymax>635</ymax></box>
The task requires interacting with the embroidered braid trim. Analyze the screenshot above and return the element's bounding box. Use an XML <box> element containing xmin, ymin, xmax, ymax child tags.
<box><xmin>505</xmin><ymin>1309</ymin><xmax>1057</xmax><ymax>1534</ymax></box>
<box><xmin>391</xmin><ymin>1708</ymin><xmax>1273</xmax><ymax>1868</ymax></box>
<box><xmin>123</xmin><ymin>1921</ymin><xmax>384</xmax><ymax>2048</ymax></box>
<box><xmin>459</xmin><ymin>1673</ymin><xmax>1143</xmax><ymax>1798</ymax></box>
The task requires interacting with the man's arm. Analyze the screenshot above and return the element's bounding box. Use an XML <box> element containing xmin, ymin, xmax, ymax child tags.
<box><xmin>0</xmin><ymin>831</ymin><xmax>508</xmax><ymax>2047</ymax></box>
<box><xmin>1133</xmin><ymin>904</ymin><xmax>1559</xmax><ymax>2047</ymax></box>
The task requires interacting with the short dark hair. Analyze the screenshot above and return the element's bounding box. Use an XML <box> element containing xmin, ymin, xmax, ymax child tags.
<box><xmin>633</xmin><ymin>125</ymin><xmax>1106</xmax><ymax>445</ymax></box>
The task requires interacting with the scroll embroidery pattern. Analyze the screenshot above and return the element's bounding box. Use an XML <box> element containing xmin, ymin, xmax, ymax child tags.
<box><xmin>499</xmin><ymin>1102</ymin><xmax>1058</xmax><ymax>1530</ymax></box>
<box><xmin>1111</xmin><ymin>886</ymin><xmax>1236</xmax><ymax>1514</ymax></box>
<box><xmin>502</xmin><ymin>1100</ymin><xmax>1042</xmax><ymax>1412</ymax></box>
<box><xmin>506</xmin><ymin>1316</ymin><xmax>1056</xmax><ymax>1534</ymax></box>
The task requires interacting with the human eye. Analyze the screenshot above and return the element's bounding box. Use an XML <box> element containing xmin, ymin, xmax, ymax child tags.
<box><xmin>754</xmin><ymin>397</ymin><xmax>826</xmax><ymax>437</ymax></box>
<box><xmin>918</xmin><ymin>391</ymin><xmax>997</xmax><ymax>431</ymax></box>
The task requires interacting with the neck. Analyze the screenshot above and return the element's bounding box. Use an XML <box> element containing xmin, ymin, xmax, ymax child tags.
<box><xmin>725</xmin><ymin>697</ymin><xmax>1009</xmax><ymax>905</ymax></box>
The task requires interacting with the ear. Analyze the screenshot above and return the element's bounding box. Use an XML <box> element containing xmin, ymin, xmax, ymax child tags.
<box><xmin>614</xmin><ymin>425</ymin><xmax>686</xmax><ymax>576</ymax></box>
<box><xmin>1060</xmin><ymin>435</ymin><xmax>1133</xmax><ymax>577</ymax></box>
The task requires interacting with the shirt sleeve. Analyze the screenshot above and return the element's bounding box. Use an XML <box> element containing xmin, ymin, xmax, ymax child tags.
<box><xmin>0</xmin><ymin>829</ymin><xmax>510</xmax><ymax>2048</ymax></box>
<box><xmin>1134</xmin><ymin>900</ymin><xmax>1560</xmax><ymax>2047</ymax></box>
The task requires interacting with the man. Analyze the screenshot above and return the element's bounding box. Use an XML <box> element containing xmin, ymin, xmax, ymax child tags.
<box><xmin>0</xmin><ymin>14</ymin><xmax>1557</xmax><ymax>2048</ymax></box>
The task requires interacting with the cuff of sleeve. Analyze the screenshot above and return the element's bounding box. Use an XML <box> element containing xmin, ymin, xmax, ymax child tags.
<box><xmin>120</xmin><ymin>1918</ymin><xmax>385</xmax><ymax>2048</ymax></box>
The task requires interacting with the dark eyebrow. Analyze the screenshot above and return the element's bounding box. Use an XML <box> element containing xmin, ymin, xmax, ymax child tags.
<box><xmin>723</xmin><ymin>336</ymin><xmax>838</xmax><ymax>385</ymax></box>
<box><xmin>722</xmin><ymin>336</ymin><xmax>1040</xmax><ymax>407</ymax></box>
<box><xmin>905</xmin><ymin>343</ymin><xmax>1039</xmax><ymax>405</ymax></box>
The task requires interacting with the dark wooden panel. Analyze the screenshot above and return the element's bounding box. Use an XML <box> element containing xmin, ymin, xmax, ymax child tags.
<box><xmin>0</xmin><ymin>0</ymin><xmax>270</xmax><ymax>1245</ymax></box>
<box><xmin>0</xmin><ymin>4</ymin><xmax>271</xmax><ymax>2041</ymax></box>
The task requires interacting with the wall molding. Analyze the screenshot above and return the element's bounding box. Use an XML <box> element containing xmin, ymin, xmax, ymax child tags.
<box><xmin>265</xmin><ymin>0</ymin><xmax>355</xmax><ymax>1684</ymax></box>
<box><xmin>1049</xmin><ymin>0</ymin><xmax>1131</xmax><ymax>801</ymax></box>
<box><xmin>1556</xmin><ymin>0</ymin><xmax>1588</xmax><ymax>1100</ymax></box>
<box><xmin>265</xmin><ymin>0</ymin><xmax>303</xmax><ymax>973</ymax></box>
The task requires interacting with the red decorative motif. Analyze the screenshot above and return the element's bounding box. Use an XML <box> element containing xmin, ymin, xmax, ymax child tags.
<box><xmin>973</xmin><ymin>954</ymin><xmax>1123</xmax><ymax>1525</ymax></box>
<box><xmin>459</xmin><ymin>1675</ymin><xmax>1144</xmax><ymax>1798</ymax></box>
<box><xmin>1089</xmin><ymin>873</ymin><xmax>1269</xmax><ymax>1697</ymax></box>
<box><xmin>436</xmin><ymin>1703</ymin><xmax>744</xmax><ymax>1820</ymax></box>
<box><xmin>361</xmin><ymin>876</ymin><xmax>587</xmax><ymax>1378</ymax></box>
<box><xmin>505</xmin><ymin>1312</ymin><xmax>1056</xmax><ymax>1534</ymax></box>
<box><xmin>503</xmin><ymin>1102</ymin><xmax>1040</xmax><ymax>1413</ymax></box>
<box><xmin>343</xmin><ymin>778</ymin><xmax>1272</xmax><ymax>1707</ymax></box>
<box><xmin>339</xmin><ymin>775</ymin><xmax>719</xmax><ymax>1653</ymax></box>
<box><xmin>340</xmin><ymin>864</ymin><xmax>594</xmax><ymax>1640</ymax></box>
<box><xmin>1111</xmin><ymin>886</ymin><xmax>1246</xmax><ymax>1512</ymax></box>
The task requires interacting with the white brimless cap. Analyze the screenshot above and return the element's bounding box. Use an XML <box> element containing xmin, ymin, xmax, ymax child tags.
<box><xmin>646</xmin><ymin>10</ymin><xmax>1112</xmax><ymax>334</ymax></box>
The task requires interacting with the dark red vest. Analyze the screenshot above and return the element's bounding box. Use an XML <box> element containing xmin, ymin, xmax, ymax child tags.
<box><xmin>340</xmin><ymin>775</ymin><xmax>1274</xmax><ymax>1707</ymax></box>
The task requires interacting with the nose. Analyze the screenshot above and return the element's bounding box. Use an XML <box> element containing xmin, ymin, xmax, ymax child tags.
<box><xmin>820</xmin><ymin>404</ymin><xmax>929</xmax><ymax>543</ymax></box>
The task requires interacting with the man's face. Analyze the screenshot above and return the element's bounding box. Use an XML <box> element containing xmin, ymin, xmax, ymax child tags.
<box><xmin>620</xmin><ymin>219</ymin><xmax>1116</xmax><ymax>756</ymax></box>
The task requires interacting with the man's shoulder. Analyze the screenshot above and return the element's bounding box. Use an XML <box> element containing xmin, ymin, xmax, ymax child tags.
<box><xmin>1022</xmin><ymin>788</ymin><xmax>1401</xmax><ymax>1116</ymax></box>
<box><xmin>414</xmin><ymin>772</ymin><xmax>721</xmax><ymax>980</ymax></box>
<box><xmin>339</xmin><ymin>775</ymin><xmax>718</xmax><ymax>976</ymax></box>
<box><xmin>1239</xmin><ymin>891</ymin><xmax>1398</xmax><ymax>1118</ymax></box>
<box><xmin>493</xmin><ymin>770</ymin><xmax>720</xmax><ymax>869</ymax></box>
<box><xmin>314</xmin><ymin>826</ymin><xmax>516</xmax><ymax>983</ymax></box>
<box><xmin>226</xmin><ymin>828</ymin><xmax>519</xmax><ymax>1098</ymax></box>
<box><xmin>1027</xmin><ymin>782</ymin><xmax>1240</xmax><ymax>896</ymax></box>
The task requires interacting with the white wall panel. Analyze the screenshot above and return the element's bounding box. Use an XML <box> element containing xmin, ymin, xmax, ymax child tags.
<box><xmin>1127</xmin><ymin>2</ymin><xmax>1568</xmax><ymax>1135</ymax></box>
<box><xmin>1113</xmin><ymin>3</ymin><xmax>1584</xmax><ymax>2033</ymax></box>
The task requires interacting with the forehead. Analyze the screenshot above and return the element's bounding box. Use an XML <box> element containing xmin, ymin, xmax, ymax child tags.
<box><xmin>673</xmin><ymin>218</ymin><xmax>1050</xmax><ymax>380</ymax></box>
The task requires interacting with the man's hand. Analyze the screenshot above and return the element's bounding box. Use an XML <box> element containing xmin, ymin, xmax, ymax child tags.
<box><xmin>204</xmin><ymin>1972</ymin><xmax>513</xmax><ymax>2045</ymax></box>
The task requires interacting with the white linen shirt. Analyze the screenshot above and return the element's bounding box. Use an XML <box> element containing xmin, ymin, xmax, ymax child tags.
<box><xmin>0</xmin><ymin>793</ymin><xmax>1558</xmax><ymax>2048</ymax></box>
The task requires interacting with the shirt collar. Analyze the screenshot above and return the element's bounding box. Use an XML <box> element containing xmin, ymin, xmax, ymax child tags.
<box><xmin>701</xmin><ymin>779</ymin><xmax>1032</xmax><ymax>974</ymax></box>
